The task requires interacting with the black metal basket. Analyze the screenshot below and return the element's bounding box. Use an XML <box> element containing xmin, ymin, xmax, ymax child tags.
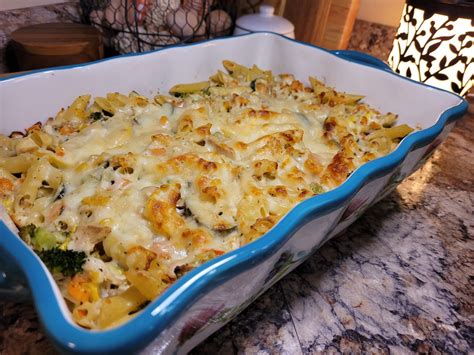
<box><xmin>80</xmin><ymin>0</ymin><xmax>262</xmax><ymax>54</ymax></box>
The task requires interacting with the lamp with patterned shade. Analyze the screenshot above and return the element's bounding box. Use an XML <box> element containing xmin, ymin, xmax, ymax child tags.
<box><xmin>388</xmin><ymin>0</ymin><xmax>473</xmax><ymax>96</ymax></box>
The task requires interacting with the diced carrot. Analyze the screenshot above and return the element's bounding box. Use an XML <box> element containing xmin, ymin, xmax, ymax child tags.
<box><xmin>68</xmin><ymin>274</ymin><xmax>99</xmax><ymax>304</ymax></box>
<box><xmin>0</xmin><ymin>178</ymin><xmax>14</xmax><ymax>194</ymax></box>
<box><xmin>150</xmin><ymin>148</ymin><xmax>166</xmax><ymax>156</ymax></box>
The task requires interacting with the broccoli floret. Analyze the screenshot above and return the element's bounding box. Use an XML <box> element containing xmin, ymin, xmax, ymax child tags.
<box><xmin>37</xmin><ymin>248</ymin><xmax>86</xmax><ymax>277</ymax></box>
<box><xmin>250</xmin><ymin>79</ymin><xmax>257</xmax><ymax>91</ymax></box>
<box><xmin>90</xmin><ymin>111</ymin><xmax>103</xmax><ymax>121</ymax></box>
<box><xmin>18</xmin><ymin>224</ymin><xmax>36</xmax><ymax>243</ymax></box>
<box><xmin>33</xmin><ymin>227</ymin><xmax>62</xmax><ymax>251</ymax></box>
<box><xmin>90</xmin><ymin>111</ymin><xmax>113</xmax><ymax>121</ymax></box>
<box><xmin>310</xmin><ymin>182</ymin><xmax>324</xmax><ymax>195</ymax></box>
<box><xmin>18</xmin><ymin>224</ymin><xmax>67</xmax><ymax>250</ymax></box>
<box><xmin>90</xmin><ymin>111</ymin><xmax>112</xmax><ymax>121</ymax></box>
<box><xmin>18</xmin><ymin>224</ymin><xmax>82</xmax><ymax>276</ymax></box>
<box><xmin>172</xmin><ymin>92</ymin><xmax>191</xmax><ymax>98</ymax></box>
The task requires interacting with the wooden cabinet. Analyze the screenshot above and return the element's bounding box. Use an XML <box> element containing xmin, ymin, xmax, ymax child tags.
<box><xmin>266</xmin><ymin>0</ymin><xmax>360</xmax><ymax>50</ymax></box>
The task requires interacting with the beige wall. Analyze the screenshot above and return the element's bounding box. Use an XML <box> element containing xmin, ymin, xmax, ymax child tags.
<box><xmin>357</xmin><ymin>0</ymin><xmax>405</xmax><ymax>27</ymax></box>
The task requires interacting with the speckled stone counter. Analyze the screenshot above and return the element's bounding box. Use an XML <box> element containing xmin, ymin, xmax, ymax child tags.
<box><xmin>347</xmin><ymin>20</ymin><xmax>397</xmax><ymax>63</ymax></box>
<box><xmin>1</xmin><ymin>20</ymin><xmax>473</xmax><ymax>355</ymax></box>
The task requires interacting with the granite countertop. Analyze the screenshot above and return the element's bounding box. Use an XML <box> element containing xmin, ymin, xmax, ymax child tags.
<box><xmin>1</xmin><ymin>110</ymin><xmax>472</xmax><ymax>355</ymax></box>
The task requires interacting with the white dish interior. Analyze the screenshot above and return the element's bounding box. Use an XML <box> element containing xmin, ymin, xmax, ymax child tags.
<box><xmin>0</xmin><ymin>33</ymin><xmax>462</xmax><ymax>135</ymax></box>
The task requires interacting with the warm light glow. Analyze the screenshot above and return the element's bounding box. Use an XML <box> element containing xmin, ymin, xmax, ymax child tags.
<box><xmin>389</xmin><ymin>4</ymin><xmax>473</xmax><ymax>96</ymax></box>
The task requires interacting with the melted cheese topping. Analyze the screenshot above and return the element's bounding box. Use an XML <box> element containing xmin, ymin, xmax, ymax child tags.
<box><xmin>0</xmin><ymin>62</ymin><xmax>412</xmax><ymax>329</ymax></box>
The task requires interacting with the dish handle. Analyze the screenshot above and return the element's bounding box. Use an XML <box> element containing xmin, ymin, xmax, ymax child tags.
<box><xmin>0</xmin><ymin>219</ymin><xmax>30</xmax><ymax>301</ymax></box>
<box><xmin>0</xmin><ymin>254</ymin><xmax>30</xmax><ymax>301</ymax></box>
<box><xmin>331</xmin><ymin>50</ymin><xmax>392</xmax><ymax>71</ymax></box>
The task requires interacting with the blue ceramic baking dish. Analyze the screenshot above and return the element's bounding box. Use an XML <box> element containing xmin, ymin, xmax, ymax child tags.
<box><xmin>0</xmin><ymin>33</ymin><xmax>468</xmax><ymax>354</ymax></box>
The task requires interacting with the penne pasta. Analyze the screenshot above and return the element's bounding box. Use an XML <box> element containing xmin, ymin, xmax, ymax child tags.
<box><xmin>1</xmin><ymin>60</ymin><xmax>414</xmax><ymax>330</ymax></box>
<box><xmin>169</xmin><ymin>81</ymin><xmax>210</xmax><ymax>95</ymax></box>
<box><xmin>367</xmin><ymin>124</ymin><xmax>414</xmax><ymax>140</ymax></box>
<box><xmin>0</xmin><ymin>154</ymin><xmax>37</xmax><ymax>174</ymax></box>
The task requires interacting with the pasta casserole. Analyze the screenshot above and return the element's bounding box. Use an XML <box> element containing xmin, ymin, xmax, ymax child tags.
<box><xmin>0</xmin><ymin>61</ymin><xmax>413</xmax><ymax>329</ymax></box>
